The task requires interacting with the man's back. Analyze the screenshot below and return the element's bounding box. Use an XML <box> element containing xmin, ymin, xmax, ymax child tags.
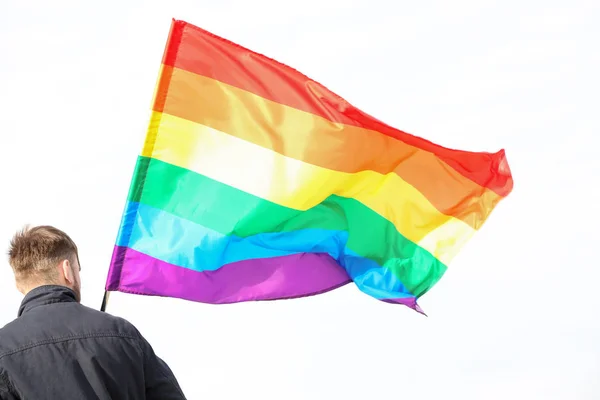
<box><xmin>0</xmin><ymin>285</ymin><xmax>186</xmax><ymax>399</ymax></box>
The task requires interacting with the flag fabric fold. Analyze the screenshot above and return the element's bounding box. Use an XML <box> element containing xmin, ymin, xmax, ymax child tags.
<box><xmin>105</xmin><ymin>19</ymin><xmax>513</xmax><ymax>312</ymax></box>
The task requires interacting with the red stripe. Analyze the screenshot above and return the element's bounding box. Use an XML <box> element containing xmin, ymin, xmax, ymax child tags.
<box><xmin>161</xmin><ymin>19</ymin><xmax>513</xmax><ymax>197</ymax></box>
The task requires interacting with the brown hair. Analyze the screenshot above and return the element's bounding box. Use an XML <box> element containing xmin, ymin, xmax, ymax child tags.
<box><xmin>8</xmin><ymin>225</ymin><xmax>79</xmax><ymax>285</ymax></box>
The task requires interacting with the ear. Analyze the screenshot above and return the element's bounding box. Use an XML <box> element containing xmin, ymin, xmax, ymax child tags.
<box><xmin>61</xmin><ymin>259</ymin><xmax>75</xmax><ymax>285</ymax></box>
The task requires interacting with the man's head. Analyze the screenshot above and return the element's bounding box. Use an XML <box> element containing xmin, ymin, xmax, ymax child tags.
<box><xmin>8</xmin><ymin>225</ymin><xmax>81</xmax><ymax>301</ymax></box>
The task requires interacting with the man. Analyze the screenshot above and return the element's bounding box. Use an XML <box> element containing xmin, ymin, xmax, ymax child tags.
<box><xmin>0</xmin><ymin>225</ymin><xmax>187</xmax><ymax>399</ymax></box>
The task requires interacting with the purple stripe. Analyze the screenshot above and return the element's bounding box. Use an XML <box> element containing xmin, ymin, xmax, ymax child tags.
<box><xmin>106</xmin><ymin>246</ymin><xmax>352</xmax><ymax>303</ymax></box>
<box><xmin>381</xmin><ymin>298</ymin><xmax>426</xmax><ymax>315</ymax></box>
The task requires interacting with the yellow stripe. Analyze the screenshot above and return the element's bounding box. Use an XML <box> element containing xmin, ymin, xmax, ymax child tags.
<box><xmin>143</xmin><ymin>111</ymin><xmax>477</xmax><ymax>265</ymax></box>
<box><xmin>155</xmin><ymin>66</ymin><xmax>501</xmax><ymax>230</ymax></box>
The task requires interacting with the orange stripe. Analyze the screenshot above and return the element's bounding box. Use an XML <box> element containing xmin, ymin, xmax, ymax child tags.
<box><xmin>152</xmin><ymin>65</ymin><xmax>503</xmax><ymax>229</ymax></box>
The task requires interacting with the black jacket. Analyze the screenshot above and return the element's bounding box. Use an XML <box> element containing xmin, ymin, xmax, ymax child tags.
<box><xmin>0</xmin><ymin>285</ymin><xmax>186</xmax><ymax>399</ymax></box>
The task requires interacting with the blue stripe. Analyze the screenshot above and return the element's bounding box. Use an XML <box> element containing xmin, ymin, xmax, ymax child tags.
<box><xmin>117</xmin><ymin>201</ymin><xmax>413</xmax><ymax>299</ymax></box>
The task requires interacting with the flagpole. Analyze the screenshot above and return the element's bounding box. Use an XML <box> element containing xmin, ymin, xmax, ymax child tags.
<box><xmin>100</xmin><ymin>291</ymin><xmax>110</xmax><ymax>312</ymax></box>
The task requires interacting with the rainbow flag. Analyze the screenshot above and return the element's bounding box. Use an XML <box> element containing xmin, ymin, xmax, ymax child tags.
<box><xmin>105</xmin><ymin>19</ymin><xmax>513</xmax><ymax>313</ymax></box>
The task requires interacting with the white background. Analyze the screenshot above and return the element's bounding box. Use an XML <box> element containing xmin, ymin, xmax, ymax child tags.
<box><xmin>1</xmin><ymin>0</ymin><xmax>598</xmax><ymax>399</ymax></box>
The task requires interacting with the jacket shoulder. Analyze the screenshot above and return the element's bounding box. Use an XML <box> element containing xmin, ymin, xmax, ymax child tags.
<box><xmin>0</xmin><ymin>304</ymin><xmax>143</xmax><ymax>358</ymax></box>
<box><xmin>76</xmin><ymin>304</ymin><xmax>143</xmax><ymax>337</ymax></box>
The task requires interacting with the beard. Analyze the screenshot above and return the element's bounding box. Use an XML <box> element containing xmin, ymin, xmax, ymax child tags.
<box><xmin>72</xmin><ymin>282</ymin><xmax>81</xmax><ymax>303</ymax></box>
<box><xmin>69</xmin><ymin>271</ymin><xmax>81</xmax><ymax>303</ymax></box>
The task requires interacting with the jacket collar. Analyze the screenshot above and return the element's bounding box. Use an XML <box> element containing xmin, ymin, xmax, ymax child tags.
<box><xmin>18</xmin><ymin>285</ymin><xmax>78</xmax><ymax>317</ymax></box>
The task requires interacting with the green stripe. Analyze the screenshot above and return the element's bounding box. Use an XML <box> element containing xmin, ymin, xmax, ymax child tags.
<box><xmin>129</xmin><ymin>156</ymin><xmax>447</xmax><ymax>296</ymax></box>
